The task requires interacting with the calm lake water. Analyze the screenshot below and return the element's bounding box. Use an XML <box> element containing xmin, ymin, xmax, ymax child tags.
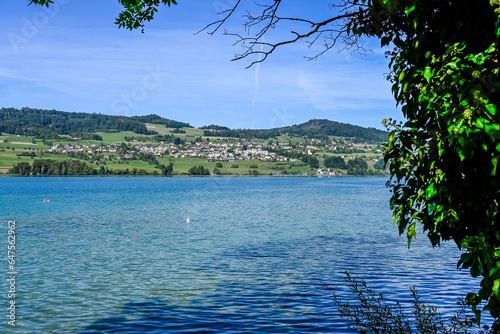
<box><xmin>0</xmin><ymin>177</ymin><xmax>483</xmax><ymax>333</ymax></box>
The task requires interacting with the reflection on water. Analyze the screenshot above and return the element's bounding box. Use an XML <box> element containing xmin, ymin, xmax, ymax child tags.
<box><xmin>0</xmin><ymin>177</ymin><xmax>484</xmax><ymax>333</ymax></box>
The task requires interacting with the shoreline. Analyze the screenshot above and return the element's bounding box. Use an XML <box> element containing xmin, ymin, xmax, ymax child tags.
<box><xmin>0</xmin><ymin>174</ymin><xmax>388</xmax><ymax>178</ymax></box>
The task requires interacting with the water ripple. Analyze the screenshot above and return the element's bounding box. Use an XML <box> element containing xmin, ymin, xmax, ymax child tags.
<box><xmin>0</xmin><ymin>177</ymin><xmax>489</xmax><ymax>333</ymax></box>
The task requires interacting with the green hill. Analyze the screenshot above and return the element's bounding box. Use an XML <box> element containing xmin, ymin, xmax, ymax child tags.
<box><xmin>0</xmin><ymin>107</ymin><xmax>388</xmax><ymax>143</ymax></box>
<box><xmin>0</xmin><ymin>107</ymin><xmax>192</xmax><ymax>139</ymax></box>
<box><xmin>201</xmin><ymin>119</ymin><xmax>389</xmax><ymax>142</ymax></box>
<box><xmin>277</xmin><ymin>119</ymin><xmax>388</xmax><ymax>142</ymax></box>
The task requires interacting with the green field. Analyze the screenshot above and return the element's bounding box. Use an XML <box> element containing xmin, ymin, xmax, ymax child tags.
<box><xmin>145</xmin><ymin>124</ymin><xmax>205</xmax><ymax>139</ymax></box>
<box><xmin>0</xmin><ymin>135</ymin><xmax>48</xmax><ymax>150</ymax></box>
<box><xmin>98</xmin><ymin>159</ymin><xmax>162</xmax><ymax>172</ymax></box>
<box><xmin>156</xmin><ymin>157</ymin><xmax>315</xmax><ymax>175</ymax></box>
<box><xmin>0</xmin><ymin>151</ymin><xmax>79</xmax><ymax>173</ymax></box>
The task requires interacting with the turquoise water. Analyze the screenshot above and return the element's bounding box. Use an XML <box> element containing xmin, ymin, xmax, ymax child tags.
<box><xmin>0</xmin><ymin>177</ymin><xmax>480</xmax><ymax>333</ymax></box>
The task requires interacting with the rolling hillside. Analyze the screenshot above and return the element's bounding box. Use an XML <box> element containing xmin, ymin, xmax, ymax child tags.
<box><xmin>0</xmin><ymin>107</ymin><xmax>388</xmax><ymax>142</ymax></box>
<box><xmin>275</xmin><ymin>119</ymin><xmax>388</xmax><ymax>142</ymax></box>
<box><xmin>0</xmin><ymin>107</ymin><xmax>192</xmax><ymax>139</ymax></box>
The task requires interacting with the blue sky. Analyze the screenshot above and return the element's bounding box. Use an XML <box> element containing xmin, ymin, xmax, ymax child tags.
<box><xmin>1</xmin><ymin>0</ymin><xmax>401</xmax><ymax>130</ymax></box>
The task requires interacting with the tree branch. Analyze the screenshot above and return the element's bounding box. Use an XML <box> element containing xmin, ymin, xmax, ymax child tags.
<box><xmin>198</xmin><ymin>0</ymin><xmax>369</xmax><ymax>68</ymax></box>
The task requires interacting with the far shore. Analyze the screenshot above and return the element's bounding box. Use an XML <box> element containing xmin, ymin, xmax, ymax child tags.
<box><xmin>0</xmin><ymin>174</ymin><xmax>388</xmax><ymax>178</ymax></box>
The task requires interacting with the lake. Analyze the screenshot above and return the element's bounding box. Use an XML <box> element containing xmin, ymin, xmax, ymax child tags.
<box><xmin>0</xmin><ymin>176</ymin><xmax>482</xmax><ymax>333</ymax></box>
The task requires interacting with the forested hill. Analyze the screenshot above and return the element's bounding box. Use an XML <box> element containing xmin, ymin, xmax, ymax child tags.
<box><xmin>1</xmin><ymin>108</ymin><xmax>388</xmax><ymax>142</ymax></box>
<box><xmin>0</xmin><ymin>107</ymin><xmax>192</xmax><ymax>139</ymax></box>
<box><xmin>276</xmin><ymin>119</ymin><xmax>389</xmax><ymax>142</ymax></box>
<box><xmin>202</xmin><ymin>119</ymin><xmax>389</xmax><ymax>142</ymax></box>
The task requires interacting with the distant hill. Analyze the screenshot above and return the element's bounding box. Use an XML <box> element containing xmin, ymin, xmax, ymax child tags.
<box><xmin>0</xmin><ymin>107</ymin><xmax>388</xmax><ymax>143</ymax></box>
<box><xmin>0</xmin><ymin>107</ymin><xmax>191</xmax><ymax>139</ymax></box>
<box><xmin>276</xmin><ymin>119</ymin><xmax>388</xmax><ymax>142</ymax></box>
<box><xmin>201</xmin><ymin>119</ymin><xmax>388</xmax><ymax>142</ymax></box>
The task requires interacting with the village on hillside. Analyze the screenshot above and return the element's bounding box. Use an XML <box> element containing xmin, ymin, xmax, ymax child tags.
<box><xmin>0</xmin><ymin>109</ymin><xmax>388</xmax><ymax>176</ymax></box>
<box><xmin>37</xmin><ymin>137</ymin><xmax>385</xmax><ymax>176</ymax></box>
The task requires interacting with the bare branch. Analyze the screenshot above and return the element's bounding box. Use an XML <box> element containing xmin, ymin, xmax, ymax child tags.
<box><xmin>195</xmin><ymin>0</ymin><xmax>242</xmax><ymax>36</ymax></box>
<box><xmin>199</xmin><ymin>0</ymin><xmax>369</xmax><ymax>68</ymax></box>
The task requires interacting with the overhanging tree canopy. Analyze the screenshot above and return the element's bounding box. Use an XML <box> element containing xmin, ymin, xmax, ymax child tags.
<box><xmin>27</xmin><ymin>0</ymin><xmax>500</xmax><ymax>327</ymax></box>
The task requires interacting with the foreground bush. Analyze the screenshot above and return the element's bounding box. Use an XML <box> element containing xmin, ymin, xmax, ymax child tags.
<box><xmin>333</xmin><ymin>273</ymin><xmax>493</xmax><ymax>333</ymax></box>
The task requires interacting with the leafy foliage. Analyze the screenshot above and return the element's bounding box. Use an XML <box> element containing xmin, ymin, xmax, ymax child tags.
<box><xmin>301</xmin><ymin>155</ymin><xmax>319</xmax><ymax>169</ymax></box>
<box><xmin>199</xmin><ymin>124</ymin><xmax>231</xmax><ymax>131</ymax></box>
<box><xmin>324</xmin><ymin>156</ymin><xmax>347</xmax><ymax>169</ymax></box>
<box><xmin>373</xmin><ymin>158</ymin><xmax>386</xmax><ymax>170</ymax></box>
<box><xmin>157</xmin><ymin>162</ymin><xmax>174</xmax><ymax>175</ymax></box>
<box><xmin>357</xmin><ymin>0</ymin><xmax>500</xmax><ymax>323</ymax></box>
<box><xmin>347</xmin><ymin>157</ymin><xmax>368</xmax><ymax>175</ymax></box>
<box><xmin>29</xmin><ymin>0</ymin><xmax>179</xmax><ymax>33</ymax></box>
<box><xmin>116</xmin><ymin>0</ymin><xmax>178</xmax><ymax>32</ymax></box>
<box><xmin>187</xmin><ymin>165</ymin><xmax>210</xmax><ymax>175</ymax></box>
<box><xmin>28</xmin><ymin>0</ymin><xmax>53</xmax><ymax>7</ymax></box>
<box><xmin>202</xmin><ymin>128</ymin><xmax>277</xmax><ymax>140</ymax></box>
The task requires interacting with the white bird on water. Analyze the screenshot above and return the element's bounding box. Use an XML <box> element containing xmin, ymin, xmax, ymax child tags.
<box><xmin>186</xmin><ymin>214</ymin><xmax>191</xmax><ymax>224</ymax></box>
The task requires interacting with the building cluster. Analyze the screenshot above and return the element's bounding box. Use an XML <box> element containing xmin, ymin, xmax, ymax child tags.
<box><xmin>46</xmin><ymin>139</ymin><xmax>381</xmax><ymax>167</ymax></box>
<box><xmin>48</xmin><ymin>141</ymin><xmax>298</xmax><ymax>162</ymax></box>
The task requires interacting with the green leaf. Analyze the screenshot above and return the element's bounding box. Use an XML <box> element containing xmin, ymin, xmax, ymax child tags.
<box><xmin>425</xmin><ymin>183</ymin><xmax>437</xmax><ymax>199</ymax></box>
<box><xmin>405</xmin><ymin>4</ymin><xmax>416</xmax><ymax>16</ymax></box>
<box><xmin>381</xmin><ymin>36</ymin><xmax>391</xmax><ymax>46</ymax></box>
<box><xmin>387</xmin><ymin>131</ymin><xmax>395</xmax><ymax>146</ymax></box>
<box><xmin>473</xmin><ymin>304</ymin><xmax>481</xmax><ymax>325</ymax></box>
<box><xmin>471</xmin><ymin>261</ymin><xmax>481</xmax><ymax>277</ymax></box>
<box><xmin>492</xmin><ymin>156</ymin><xmax>499</xmax><ymax>176</ymax></box>
<box><xmin>490</xmin><ymin>267</ymin><xmax>500</xmax><ymax>278</ymax></box>
<box><xmin>475</xmin><ymin>118</ymin><xmax>486</xmax><ymax>129</ymax></box>
<box><xmin>457</xmin><ymin>148</ymin><xmax>466</xmax><ymax>161</ymax></box>
<box><xmin>407</xmin><ymin>222</ymin><xmax>417</xmax><ymax>247</ymax></box>
<box><xmin>423</xmin><ymin>67</ymin><xmax>433</xmax><ymax>82</ymax></box>
<box><xmin>398</xmin><ymin>71</ymin><xmax>405</xmax><ymax>81</ymax></box>
<box><xmin>494</xmin><ymin>279</ymin><xmax>500</xmax><ymax>296</ymax></box>
<box><xmin>485</xmin><ymin>123</ymin><xmax>500</xmax><ymax>138</ymax></box>
<box><xmin>487</xmin><ymin>104</ymin><xmax>497</xmax><ymax>116</ymax></box>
